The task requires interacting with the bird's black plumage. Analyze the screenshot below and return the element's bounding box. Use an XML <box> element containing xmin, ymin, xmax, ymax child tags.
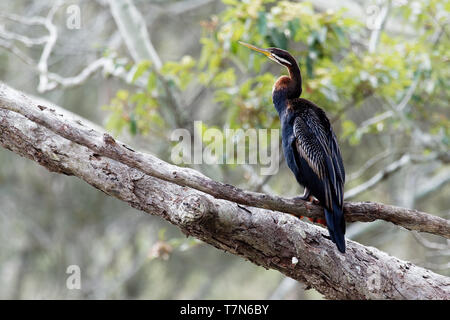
<box><xmin>239</xmin><ymin>42</ymin><xmax>346</xmax><ymax>253</ymax></box>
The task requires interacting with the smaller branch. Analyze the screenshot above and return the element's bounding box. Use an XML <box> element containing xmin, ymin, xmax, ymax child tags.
<box><xmin>416</xmin><ymin>168</ymin><xmax>450</xmax><ymax>200</ymax></box>
<box><xmin>347</xmin><ymin>149</ymin><xmax>390</xmax><ymax>182</ymax></box>
<box><xmin>412</xmin><ymin>232</ymin><xmax>449</xmax><ymax>251</ymax></box>
<box><xmin>345</xmin><ymin>154</ymin><xmax>410</xmax><ymax>200</ymax></box>
<box><xmin>0</xmin><ymin>36</ymin><xmax>122</xmax><ymax>93</ymax></box>
<box><xmin>368</xmin><ymin>1</ymin><xmax>390</xmax><ymax>53</ymax></box>
<box><xmin>395</xmin><ymin>75</ymin><xmax>419</xmax><ymax>113</ymax></box>
<box><xmin>345</xmin><ymin>153</ymin><xmax>438</xmax><ymax>200</ymax></box>
<box><xmin>0</xmin><ymin>3</ymin><xmax>129</xmax><ymax>94</ymax></box>
<box><xmin>0</xmin><ymin>25</ymin><xmax>48</xmax><ymax>47</ymax></box>
<box><xmin>357</xmin><ymin>110</ymin><xmax>393</xmax><ymax>133</ymax></box>
<box><xmin>354</xmin><ymin>72</ymin><xmax>421</xmax><ymax>144</ymax></box>
<box><xmin>37</xmin><ymin>1</ymin><xmax>64</xmax><ymax>93</ymax></box>
<box><xmin>0</xmin><ymin>12</ymin><xmax>47</xmax><ymax>26</ymax></box>
<box><xmin>163</xmin><ymin>0</ymin><xmax>215</xmax><ymax>15</ymax></box>
<box><xmin>45</xmin><ymin>57</ymin><xmax>114</xmax><ymax>90</ymax></box>
<box><xmin>0</xmin><ymin>38</ymin><xmax>34</xmax><ymax>65</ymax></box>
<box><xmin>108</xmin><ymin>0</ymin><xmax>162</xmax><ymax>68</ymax></box>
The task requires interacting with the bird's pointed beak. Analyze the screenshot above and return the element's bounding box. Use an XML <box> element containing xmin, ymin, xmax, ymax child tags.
<box><xmin>238</xmin><ymin>41</ymin><xmax>271</xmax><ymax>57</ymax></box>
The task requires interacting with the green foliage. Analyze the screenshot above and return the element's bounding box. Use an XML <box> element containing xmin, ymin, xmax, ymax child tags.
<box><xmin>103</xmin><ymin>0</ymin><xmax>449</xmax><ymax>150</ymax></box>
<box><xmin>102</xmin><ymin>60</ymin><xmax>165</xmax><ymax>136</ymax></box>
<box><xmin>195</xmin><ymin>0</ymin><xmax>363</xmax><ymax>136</ymax></box>
<box><xmin>215</xmin><ymin>72</ymin><xmax>277</xmax><ymax>129</ymax></box>
<box><xmin>161</xmin><ymin>56</ymin><xmax>196</xmax><ymax>91</ymax></box>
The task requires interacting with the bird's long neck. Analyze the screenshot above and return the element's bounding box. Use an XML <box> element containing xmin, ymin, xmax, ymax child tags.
<box><xmin>287</xmin><ymin>62</ymin><xmax>302</xmax><ymax>98</ymax></box>
<box><xmin>272</xmin><ymin>61</ymin><xmax>302</xmax><ymax>114</ymax></box>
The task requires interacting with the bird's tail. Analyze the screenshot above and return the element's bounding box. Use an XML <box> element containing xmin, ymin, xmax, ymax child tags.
<box><xmin>324</xmin><ymin>203</ymin><xmax>346</xmax><ymax>253</ymax></box>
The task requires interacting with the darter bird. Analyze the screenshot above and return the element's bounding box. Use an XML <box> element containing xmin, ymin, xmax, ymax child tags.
<box><xmin>239</xmin><ymin>41</ymin><xmax>346</xmax><ymax>253</ymax></box>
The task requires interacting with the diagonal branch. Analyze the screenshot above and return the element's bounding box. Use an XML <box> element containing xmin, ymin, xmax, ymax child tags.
<box><xmin>0</xmin><ymin>82</ymin><xmax>449</xmax><ymax>299</ymax></box>
<box><xmin>108</xmin><ymin>0</ymin><xmax>188</xmax><ymax>128</ymax></box>
<box><xmin>0</xmin><ymin>3</ymin><xmax>124</xmax><ymax>94</ymax></box>
<box><xmin>345</xmin><ymin>152</ymin><xmax>442</xmax><ymax>200</ymax></box>
<box><xmin>36</xmin><ymin>1</ymin><xmax>64</xmax><ymax>93</ymax></box>
<box><xmin>0</xmin><ymin>82</ymin><xmax>449</xmax><ymax>240</ymax></box>
<box><xmin>108</xmin><ymin>0</ymin><xmax>162</xmax><ymax>68</ymax></box>
<box><xmin>0</xmin><ymin>38</ymin><xmax>34</xmax><ymax>65</ymax></box>
<box><xmin>416</xmin><ymin>168</ymin><xmax>450</xmax><ymax>200</ymax></box>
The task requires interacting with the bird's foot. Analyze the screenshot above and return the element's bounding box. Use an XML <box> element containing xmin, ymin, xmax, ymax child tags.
<box><xmin>293</xmin><ymin>188</ymin><xmax>311</xmax><ymax>201</ymax></box>
<box><xmin>293</xmin><ymin>195</ymin><xmax>320</xmax><ymax>205</ymax></box>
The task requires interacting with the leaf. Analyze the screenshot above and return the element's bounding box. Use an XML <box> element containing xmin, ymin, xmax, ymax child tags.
<box><xmin>306</xmin><ymin>55</ymin><xmax>314</xmax><ymax>78</ymax></box>
<box><xmin>317</xmin><ymin>26</ymin><xmax>327</xmax><ymax>43</ymax></box>
<box><xmin>330</xmin><ymin>24</ymin><xmax>346</xmax><ymax>44</ymax></box>
<box><xmin>288</xmin><ymin>18</ymin><xmax>301</xmax><ymax>36</ymax></box>
<box><xmin>222</xmin><ymin>0</ymin><xmax>238</xmax><ymax>5</ymax></box>
<box><xmin>342</xmin><ymin>120</ymin><xmax>357</xmax><ymax>139</ymax></box>
<box><xmin>269</xmin><ymin>28</ymin><xmax>287</xmax><ymax>49</ymax></box>
<box><xmin>257</xmin><ymin>11</ymin><xmax>267</xmax><ymax>36</ymax></box>
<box><xmin>129</xmin><ymin>112</ymin><xmax>137</xmax><ymax>135</ymax></box>
<box><xmin>147</xmin><ymin>72</ymin><xmax>157</xmax><ymax>92</ymax></box>
<box><xmin>158</xmin><ymin>228</ymin><xmax>167</xmax><ymax>241</ymax></box>
<box><xmin>132</xmin><ymin>60</ymin><xmax>152</xmax><ymax>83</ymax></box>
<box><xmin>116</xmin><ymin>90</ymin><xmax>129</xmax><ymax>101</ymax></box>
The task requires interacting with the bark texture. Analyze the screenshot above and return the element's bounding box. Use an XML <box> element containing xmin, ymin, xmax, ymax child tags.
<box><xmin>0</xmin><ymin>82</ymin><xmax>449</xmax><ymax>299</ymax></box>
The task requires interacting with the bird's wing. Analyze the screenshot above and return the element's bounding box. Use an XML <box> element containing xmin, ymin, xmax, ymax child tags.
<box><xmin>293</xmin><ymin>110</ymin><xmax>345</xmax><ymax>209</ymax></box>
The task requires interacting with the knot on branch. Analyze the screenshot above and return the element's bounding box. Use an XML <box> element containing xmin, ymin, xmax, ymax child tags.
<box><xmin>176</xmin><ymin>194</ymin><xmax>211</xmax><ymax>227</ymax></box>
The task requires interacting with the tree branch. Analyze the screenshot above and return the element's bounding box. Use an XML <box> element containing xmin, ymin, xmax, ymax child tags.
<box><xmin>36</xmin><ymin>1</ymin><xmax>63</xmax><ymax>93</ymax></box>
<box><xmin>1</xmin><ymin>82</ymin><xmax>448</xmax><ymax>239</ymax></box>
<box><xmin>0</xmin><ymin>82</ymin><xmax>449</xmax><ymax>299</ymax></box>
<box><xmin>345</xmin><ymin>152</ymin><xmax>444</xmax><ymax>200</ymax></box>
<box><xmin>108</xmin><ymin>0</ymin><xmax>162</xmax><ymax>68</ymax></box>
<box><xmin>0</xmin><ymin>3</ymin><xmax>128</xmax><ymax>94</ymax></box>
<box><xmin>416</xmin><ymin>168</ymin><xmax>450</xmax><ymax>200</ymax></box>
<box><xmin>368</xmin><ymin>1</ymin><xmax>391</xmax><ymax>53</ymax></box>
<box><xmin>108</xmin><ymin>0</ymin><xmax>188</xmax><ymax>129</ymax></box>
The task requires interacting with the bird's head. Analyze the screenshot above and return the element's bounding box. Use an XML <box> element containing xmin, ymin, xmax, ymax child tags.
<box><xmin>239</xmin><ymin>41</ymin><xmax>302</xmax><ymax>98</ymax></box>
<box><xmin>238</xmin><ymin>41</ymin><xmax>295</xmax><ymax>68</ymax></box>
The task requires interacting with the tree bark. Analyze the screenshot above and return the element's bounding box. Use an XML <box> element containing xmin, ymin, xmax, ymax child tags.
<box><xmin>0</xmin><ymin>82</ymin><xmax>449</xmax><ymax>299</ymax></box>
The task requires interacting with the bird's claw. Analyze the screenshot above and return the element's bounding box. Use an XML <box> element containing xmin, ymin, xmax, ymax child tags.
<box><xmin>293</xmin><ymin>195</ymin><xmax>320</xmax><ymax>205</ymax></box>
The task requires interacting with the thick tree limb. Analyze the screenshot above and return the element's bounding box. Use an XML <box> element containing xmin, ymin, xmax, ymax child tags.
<box><xmin>0</xmin><ymin>82</ymin><xmax>449</xmax><ymax>299</ymax></box>
<box><xmin>0</xmin><ymin>83</ymin><xmax>448</xmax><ymax>239</ymax></box>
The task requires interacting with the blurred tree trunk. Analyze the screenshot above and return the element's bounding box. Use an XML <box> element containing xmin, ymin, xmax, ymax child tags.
<box><xmin>1</xmin><ymin>82</ymin><xmax>449</xmax><ymax>300</ymax></box>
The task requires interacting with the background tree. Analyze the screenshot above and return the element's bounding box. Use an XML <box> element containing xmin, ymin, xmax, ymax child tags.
<box><xmin>0</xmin><ymin>0</ymin><xmax>448</xmax><ymax>299</ymax></box>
